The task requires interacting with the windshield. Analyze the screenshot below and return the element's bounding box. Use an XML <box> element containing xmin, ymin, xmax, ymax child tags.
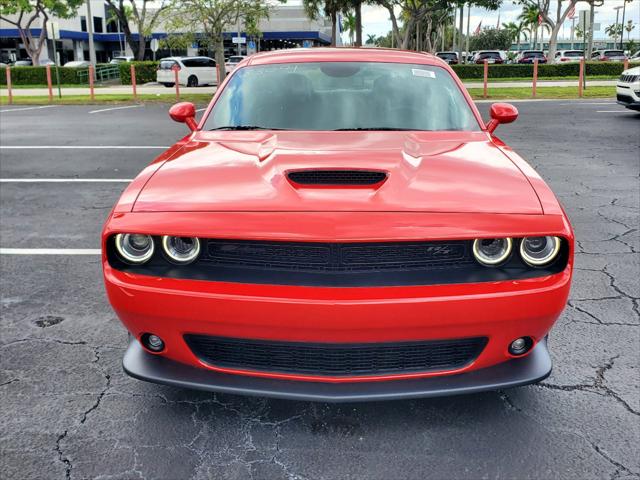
<box><xmin>523</xmin><ymin>52</ymin><xmax>544</xmax><ymax>58</ymax></box>
<box><xmin>564</xmin><ymin>51</ymin><xmax>583</xmax><ymax>57</ymax></box>
<box><xmin>228</xmin><ymin>56</ymin><xmax>244</xmax><ymax>63</ymax></box>
<box><xmin>204</xmin><ymin>62</ymin><xmax>479</xmax><ymax>131</ymax></box>
<box><xmin>604</xmin><ymin>51</ymin><xmax>625</xmax><ymax>56</ymax></box>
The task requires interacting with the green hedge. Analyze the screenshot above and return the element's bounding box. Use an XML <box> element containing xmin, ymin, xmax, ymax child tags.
<box><xmin>0</xmin><ymin>66</ymin><xmax>87</xmax><ymax>85</ymax></box>
<box><xmin>119</xmin><ymin>61</ymin><xmax>159</xmax><ymax>85</ymax></box>
<box><xmin>452</xmin><ymin>61</ymin><xmax>640</xmax><ymax>79</ymax></box>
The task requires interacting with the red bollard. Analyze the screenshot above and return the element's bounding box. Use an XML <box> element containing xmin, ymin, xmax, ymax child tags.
<box><xmin>130</xmin><ymin>64</ymin><xmax>137</xmax><ymax>100</ymax></box>
<box><xmin>532</xmin><ymin>58</ymin><xmax>538</xmax><ymax>98</ymax></box>
<box><xmin>89</xmin><ymin>64</ymin><xmax>95</xmax><ymax>101</ymax></box>
<box><xmin>173</xmin><ymin>65</ymin><xmax>180</xmax><ymax>100</ymax></box>
<box><xmin>216</xmin><ymin>63</ymin><xmax>220</xmax><ymax>85</ymax></box>
<box><xmin>624</xmin><ymin>58</ymin><xmax>629</xmax><ymax>70</ymax></box>
<box><xmin>5</xmin><ymin>67</ymin><xmax>13</xmax><ymax>105</ymax></box>
<box><xmin>46</xmin><ymin>64</ymin><xmax>53</xmax><ymax>102</ymax></box>
<box><xmin>483</xmin><ymin>59</ymin><xmax>488</xmax><ymax>99</ymax></box>
<box><xmin>578</xmin><ymin>59</ymin><xmax>584</xmax><ymax>98</ymax></box>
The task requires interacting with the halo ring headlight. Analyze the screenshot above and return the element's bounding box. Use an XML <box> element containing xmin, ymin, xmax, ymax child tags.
<box><xmin>472</xmin><ymin>238</ymin><xmax>513</xmax><ymax>266</ymax></box>
<box><xmin>114</xmin><ymin>233</ymin><xmax>154</xmax><ymax>264</ymax></box>
<box><xmin>162</xmin><ymin>236</ymin><xmax>201</xmax><ymax>264</ymax></box>
<box><xmin>520</xmin><ymin>236</ymin><xmax>561</xmax><ymax>266</ymax></box>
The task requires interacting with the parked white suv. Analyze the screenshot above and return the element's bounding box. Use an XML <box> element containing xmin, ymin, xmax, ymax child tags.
<box><xmin>156</xmin><ymin>56</ymin><xmax>217</xmax><ymax>87</ymax></box>
<box><xmin>225</xmin><ymin>55</ymin><xmax>247</xmax><ymax>73</ymax></box>
<box><xmin>616</xmin><ymin>66</ymin><xmax>640</xmax><ymax>111</ymax></box>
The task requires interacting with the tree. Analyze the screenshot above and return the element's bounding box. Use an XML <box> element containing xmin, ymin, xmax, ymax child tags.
<box><xmin>342</xmin><ymin>11</ymin><xmax>356</xmax><ymax>44</ymax></box>
<box><xmin>165</xmin><ymin>0</ymin><xmax>276</xmax><ymax>80</ymax></box>
<box><xmin>303</xmin><ymin>0</ymin><xmax>345</xmax><ymax>46</ymax></box>
<box><xmin>605</xmin><ymin>23</ymin><xmax>623</xmax><ymax>44</ymax></box>
<box><xmin>366</xmin><ymin>33</ymin><xmax>377</xmax><ymax>44</ymax></box>
<box><xmin>469</xmin><ymin>26</ymin><xmax>512</xmax><ymax>51</ymax></box>
<box><xmin>516</xmin><ymin>0</ymin><xmax>580</xmax><ymax>63</ymax></box>
<box><xmin>105</xmin><ymin>0</ymin><xmax>170</xmax><ymax>60</ymax></box>
<box><xmin>503</xmin><ymin>21</ymin><xmax>527</xmax><ymax>52</ymax></box>
<box><xmin>0</xmin><ymin>0</ymin><xmax>83</xmax><ymax>65</ymax></box>
<box><xmin>625</xmin><ymin>20</ymin><xmax>636</xmax><ymax>43</ymax></box>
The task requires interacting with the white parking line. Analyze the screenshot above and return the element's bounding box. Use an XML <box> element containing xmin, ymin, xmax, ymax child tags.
<box><xmin>0</xmin><ymin>105</ymin><xmax>58</xmax><ymax>113</ymax></box>
<box><xmin>0</xmin><ymin>178</ymin><xmax>132</xmax><ymax>183</ymax></box>
<box><xmin>0</xmin><ymin>248</ymin><xmax>101</xmax><ymax>255</ymax></box>
<box><xmin>596</xmin><ymin>110</ymin><xmax>635</xmax><ymax>113</ymax></box>
<box><xmin>0</xmin><ymin>146</ymin><xmax>168</xmax><ymax>149</ymax></box>
<box><xmin>89</xmin><ymin>105</ymin><xmax>142</xmax><ymax>114</ymax></box>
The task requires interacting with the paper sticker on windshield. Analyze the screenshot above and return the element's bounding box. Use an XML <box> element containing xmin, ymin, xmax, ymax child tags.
<box><xmin>412</xmin><ymin>69</ymin><xmax>436</xmax><ymax>79</ymax></box>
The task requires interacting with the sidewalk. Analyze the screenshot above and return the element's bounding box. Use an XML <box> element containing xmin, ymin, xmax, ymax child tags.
<box><xmin>0</xmin><ymin>80</ymin><xmax>617</xmax><ymax>97</ymax></box>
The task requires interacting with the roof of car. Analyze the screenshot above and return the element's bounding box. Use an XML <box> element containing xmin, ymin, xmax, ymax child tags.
<box><xmin>247</xmin><ymin>48</ymin><xmax>440</xmax><ymax>66</ymax></box>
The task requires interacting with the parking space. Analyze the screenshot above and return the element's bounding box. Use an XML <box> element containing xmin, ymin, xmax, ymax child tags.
<box><xmin>1</xmin><ymin>101</ymin><xmax>638</xmax><ymax>479</ymax></box>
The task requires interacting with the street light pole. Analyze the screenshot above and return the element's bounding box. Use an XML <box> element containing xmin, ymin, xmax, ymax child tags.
<box><xmin>619</xmin><ymin>0</ymin><xmax>629</xmax><ymax>51</ymax></box>
<box><xmin>85</xmin><ymin>0</ymin><xmax>97</xmax><ymax>67</ymax></box>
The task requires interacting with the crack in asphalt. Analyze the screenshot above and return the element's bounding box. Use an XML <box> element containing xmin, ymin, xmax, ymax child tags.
<box><xmin>500</xmin><ymin>387</ymin><xmax>639</xmax><ymax>479</ymax></box>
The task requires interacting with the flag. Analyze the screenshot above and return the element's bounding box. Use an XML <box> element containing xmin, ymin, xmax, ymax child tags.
<box><xmin>496</xmin><ymin>12</ymin><xmax>501</xmax><ymax>29</ymax></box>
<box><xmin>474</xmin><ymin>20</ymin><xmax>482</xmax><ymax>35</ymax></box>
<box><xmin>567</xmin><ymin>5</ymin><xmax>576</xmax><ymax>20</ymax></box>
<box><xmin>538</xmin><ymin>14</ymin><xmax>543</xmax><ymax>25</ymax></box>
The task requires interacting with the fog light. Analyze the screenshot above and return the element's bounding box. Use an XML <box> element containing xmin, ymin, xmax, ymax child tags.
<box><xmin>141</xmin><ymin>333</ymin><xmax>165</xmax><ymax>352</ymax></box>
<box><xmin>509</xmin><ymin>337</ymin><xmax>533</xmax><ymax>356</ymax></box>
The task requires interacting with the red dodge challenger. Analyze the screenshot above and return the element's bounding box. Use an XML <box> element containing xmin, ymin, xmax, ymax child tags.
<box><xmin>103</xmin><ymin>48</ymin><xmax>573</xmax><ymax>402</ymax></box>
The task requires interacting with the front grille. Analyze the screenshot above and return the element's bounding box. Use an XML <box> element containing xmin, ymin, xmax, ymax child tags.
<box><xmin>619</xmin><ymin>74</ymin><xmax>639</xmax><ymax>83</ymax></box>
<box><xmin>205</xmin><ymin>240</ymin><xmax>471</xmax><ymax>273</ymax></box>
<box><xmin>287</xmin><ymin>170</ymin><xmax>387</xmax><ymax>186</ymax></box>
<box><xmin>184</xmin><ymin>335</ymin><xmax>488</xmax><ymax>377</ymax></box>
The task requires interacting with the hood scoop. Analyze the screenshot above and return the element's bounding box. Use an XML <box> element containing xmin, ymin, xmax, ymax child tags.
<box><xmin>287</xmin><ymin>169</ymin><xmax>388</xmax><ymax>187</ymax></box>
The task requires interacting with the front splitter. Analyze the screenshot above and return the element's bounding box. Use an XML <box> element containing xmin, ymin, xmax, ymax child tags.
<box><xmin>123</xmin><ymin>339</ymin><xmax>551</xmax><ymax>402</ymax></box>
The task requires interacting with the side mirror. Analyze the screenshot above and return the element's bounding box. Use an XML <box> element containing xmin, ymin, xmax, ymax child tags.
<box><xmin>486</xmin><ymin>103</ymin><xmax>518</xmax><ymax>133</ymax></box>
<box><xmin>169</xmin><ymin>102</ymin><xmax>198</xmax><ymax>131</ymax></box>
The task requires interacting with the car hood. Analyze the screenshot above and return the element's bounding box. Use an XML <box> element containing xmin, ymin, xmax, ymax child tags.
<box><xmin>622</xmin><ymin>66</ymin><xmax>640</xmax><ymax>75</ymax></box>
<box><xmin>133</xmin><ymin>131</ymin><xmax>542</xmax><ymax>214</ymax></box>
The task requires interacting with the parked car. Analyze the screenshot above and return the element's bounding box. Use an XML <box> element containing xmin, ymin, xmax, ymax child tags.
<box><xmin>64</xmin><ymin>60</ymin><xmax>90</xmax><ymax>68</ymax></box>
<box><xmin>630</xmin><ymin>50</ymin><xmax>640</xmax><ymax>60</ymax></box>
<box><xmin>104</xmin><ymin>48</ymin><xmax>574</xmax><ymax>402</ymax></box>
<box><xmin>225</xmin><ymin>55</ymin><xmax>247</xmax><ymax>73</ymax></box>
<box><xmin>616</xmin><ymin>65</ymin><xmax>640</xmax><ymax>111</ymax></box>
<box><xmin>13</xmin><ymin>59</ymin><xmax>32</xmax><ymax>66</ymax></box>
<box><xmin>156</xmin><ymin>56</ymin><xmax>217</xmax><ymax>87</ymax></box>
<box><xmin>555</xmin><ymin>50</ymin><xmax>584</xmax><ymax>63</ymax></box>
<box><xmin>516</xmin><ymin>50</ymin><xmax>547</xmax><ymax>64</ymax></box>
<box><xmin>435</xmin><ymin>51</ymin><xmax>459</xmax><ymax>65</ymax></box>
<box><xmin>110</xmin><ymin>56</ymin><xmax>134</xmax><ymax>64</ymax></box>
<box><xmin>591</xmin><ymin>50</ymin><xmax>627</xmax><ymax>62</ymax></box>
<box><xmin>474</xmin><ymin>51</ymin><xmax>504</xmax><ymax>64</ymax></box>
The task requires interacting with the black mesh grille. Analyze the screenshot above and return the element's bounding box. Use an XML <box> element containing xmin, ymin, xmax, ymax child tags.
<box><xmin>184</xmin><ymin>335</ymin><xmax>488</xmax><ymax>377</ymax></box>
<box><xmin>617</xmin><ymin>93</ymin><xmax>634</xmax><ymax>103</ymax></box>
<box><xmin>205</xmin><ymin>240</ymin><xmax>471</xmax><ymax>272</ymax></box>
<box><xmin>287</xmin><ymin>170</ymin><xmax>387</xmax><ymax>186</ymax></box>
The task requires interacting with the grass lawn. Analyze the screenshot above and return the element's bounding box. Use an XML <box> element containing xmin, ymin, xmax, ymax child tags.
<box><xmin>463</xmin><ymin>75</ymin><xmax>618</xmax><ymax>83</ymax></box>
<box><xmin>0</xmin><ymin>86</ymin><xmax>616</xmax><ymax>106</ymax></box>
<box><xmin>0</xmin><ymin>84</ymin><xmax>107</xmax><ymax>89</ymax></box>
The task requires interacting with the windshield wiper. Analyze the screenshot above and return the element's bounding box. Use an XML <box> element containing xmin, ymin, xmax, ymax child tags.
<box><xmin>332</xmin><ymin>127</ymin><xmax>421</xmax><ymax>131</ymax></box>
<box><xmin>210</xmin><ymin>125</ymin><xmax>288</xmax><ymax>131</ymax></box>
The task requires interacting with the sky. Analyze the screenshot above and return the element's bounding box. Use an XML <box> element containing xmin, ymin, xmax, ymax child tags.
<box><xmin>356</xmin><ymin>1</ymin><xmax>640</xmax><ymax>42</ymax></box>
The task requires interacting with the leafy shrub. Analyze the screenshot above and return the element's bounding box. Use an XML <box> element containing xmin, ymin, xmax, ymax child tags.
<box><xmin>452</xmin><ymin>61</ymin><xmax>640</xmax><ymax>79</ymax></box>
<box><xmin>0</xmin><ymin>66</ymin><xmax>86</xmax><ymax>85</ymax></box>
<box><xmin>119</xmin><ymin>61</ymin><xmax>159</xmax><ymax>85</ymax></box>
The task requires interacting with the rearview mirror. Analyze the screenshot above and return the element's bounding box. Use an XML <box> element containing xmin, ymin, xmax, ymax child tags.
<box><xmin>169</xmin><ymin>102</ymin><xmax>198</xmax><ymax>131</ymax></box>
<box><xmin>486</xmin><ymin>103</ymin><xmax>518</xmax><ymax>133</ymax></box>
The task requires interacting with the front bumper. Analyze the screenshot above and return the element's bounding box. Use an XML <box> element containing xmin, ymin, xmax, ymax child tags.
<box><xmin>123</xmin><ymin>337</ymin><xmax>551</xmax><ymax>402</ymax></box>
<box><xmin>616</xmin><ymin>84</ymin><xmax>640</xmax><ymax>110</ymax></box>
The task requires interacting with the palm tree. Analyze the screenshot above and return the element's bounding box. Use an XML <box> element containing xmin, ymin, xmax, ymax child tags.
<box><xmin>366</xmin><ymin>33</ymin><xmax>377</xmax><ymax>45</ymax></box>
<box><xmin>518</xmin><ymin>4</ymin><xmax>540</xmax><ymax>49</ymax></box>
<box><xmin>303</xmin><ymin>0</ymin><xmax>346</xmax><ymax>46</ymax></box>
<box><xmin>605</xmin><ymin>23</ymin><xmax>623</xmax><ymax>44</ymax></box>
<box><xmin>342</xmin><ymin>11</ymin><xmax>357</xmax><ymax>45</ymax></box>
<box><xmin>503</xmin><ymin>21</ymin><xmax>527</xmax><ymax>53</ymax></box>
<box><xmin>625</xmin><ymin>20</ymin><xmax>636</xmax><ymax>43</ymax></box>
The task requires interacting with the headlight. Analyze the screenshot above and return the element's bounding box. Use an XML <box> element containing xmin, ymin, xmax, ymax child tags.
<box><xmin>520</xmin><ymin>236</ymin><xmax>561</xmax><ymax>266</ymax></box>
<box><xmin>114</xmin><ymin>233</ymin><xmax>154</xmax><ymax>264</ymax></box>
<box><xmin>472</xmin><ymin>238</ymin><xmax>513</xmax><ymax>266</ymax></box>
<box><xmin>162</xmin><ymin>236</ymin><xmax>200</xmax><ymax>264</ymax></box>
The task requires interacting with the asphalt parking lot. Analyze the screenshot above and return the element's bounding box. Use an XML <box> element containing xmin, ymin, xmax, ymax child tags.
<box><xmin>1</xmin><ymin>101</ymin><xmax>638</xmax><ymax>480</ymax></box>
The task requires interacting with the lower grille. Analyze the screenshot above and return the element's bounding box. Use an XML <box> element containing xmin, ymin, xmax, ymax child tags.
<box><xmin>184</xmin><ymin>335</ymin><xmax>488</xmax><ymax>377</ymax></box>
<box><xmin>617</xmin><ymin>93</ymin><xmax>634</xmax><ymax>103</ymax></box>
